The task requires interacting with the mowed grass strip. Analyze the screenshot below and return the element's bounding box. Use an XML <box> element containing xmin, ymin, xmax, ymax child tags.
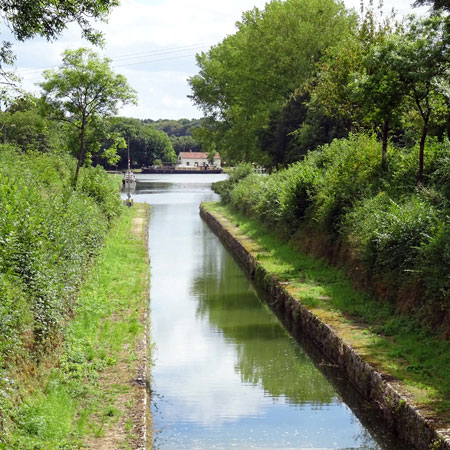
<box><xmin>203</xmin><ymin>202</ymin><xmax>450</xmax><ymax>422</ymax></box>
<box><xmin>9</xmin><ymin>204</ymin><xmax>150</xmax><ymax>450</ymax></box>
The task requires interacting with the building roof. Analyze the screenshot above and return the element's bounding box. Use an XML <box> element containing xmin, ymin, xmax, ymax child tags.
<box><xmin>179</xmin><ymin>152</ymin><xmax>220</xmax><ymax>159</ymax></box>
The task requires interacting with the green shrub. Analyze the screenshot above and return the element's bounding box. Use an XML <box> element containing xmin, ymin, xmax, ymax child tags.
<box><xmin>0</xmin><ymin>146</ymin><xmax>121</xmax><ymax>352</ymax></box>
<box><xmin>77</xmin><ymin>165</ymin><xmax>122</xmax><ymax>223</ymax></box>
<box><xmin>312</xmin><ymin>133</ymin><xmax>385</xmax><ymax>232</ymax></box>
<box><xmin>212</xmin><ymin>162</ymin><xmax>254</xmax><ymax>203</ymax></box>
<box><xmin>224</xmin><ymin>133</ymin><xmax>450</xmax><ymax>320</ymax></box>
<box><xmin>228</xmin><ymin>161</ymin><xmax>320</xmax><ymax>232</ymax></box>
<box><xmin>278</xmin><ymin>160</ymin><xmax>321</xmax><ymax>230</ymax></box>
<box><xmin>343</xmin><ymin>193</ymin><xmax>439</xmax><ymax>280</ymax></box>
<box><xmin>418</xmin><ymin>221</ymin><xmax>450</xmax><ymax>305</ymax></box>
<box><xmin>389</xmin><ymin>138</ymin><xmax>445</xmax><ymax>196</ymax></box>
<box><xmin>0</xmin><ymin>274</ymin><xmax>28</xmax><ymax>365</ymax></box>
<box><xmin>428</xmin><ymin>139</ymin><xmax>450</xmax><ymax>207</ymax></box>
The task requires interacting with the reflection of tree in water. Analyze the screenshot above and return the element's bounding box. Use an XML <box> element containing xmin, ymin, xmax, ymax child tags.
<box><xmin>192</xmin><ymin>242</ymin><xmax>336</xmax><ymax>406</ymax></box>
<box><xmin>352</xmin><ymin>427</ymin><xmax>381</xmax><ymax>450</ymax></box>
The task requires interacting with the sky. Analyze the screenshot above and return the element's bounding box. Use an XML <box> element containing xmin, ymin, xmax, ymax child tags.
<box><xmin>11</xmin><ymin>0</ymin><xmax>428</xmax><ymax>121</ymax></box>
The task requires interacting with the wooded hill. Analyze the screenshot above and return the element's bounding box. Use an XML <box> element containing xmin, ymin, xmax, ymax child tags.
<box><xmin>146</xmin><ymin>118</ymin><xmax>204</xmax><ymax>154</ymax></box>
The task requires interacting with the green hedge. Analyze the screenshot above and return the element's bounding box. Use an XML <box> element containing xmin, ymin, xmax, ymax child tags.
<box><xmin>0</xmin><ymin>146</ymin><xmax>122</xmax><ymax>429</ymax></box>
<box><xmin>219</xmin><ymin>134</ymin><xmax>450</xmax><ymax>320</ymax></box>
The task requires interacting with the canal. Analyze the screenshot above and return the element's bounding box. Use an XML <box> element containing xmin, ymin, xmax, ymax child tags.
<box><xmin>133</xmin><ymin>173</ymin><xmax>408</xmax><ymax>450</ymax></box>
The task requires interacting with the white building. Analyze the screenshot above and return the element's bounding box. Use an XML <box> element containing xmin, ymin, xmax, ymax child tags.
<box><xmin>177</xmin><ymin>152</ymin><xmax>221</xmax><ymax>168</ymax></box>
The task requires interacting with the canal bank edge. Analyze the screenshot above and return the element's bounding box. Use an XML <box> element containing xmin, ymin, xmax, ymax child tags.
<box><xmin>129</xmin><ymin>203</ymin><xmax>152</xmax><ymax>450</ymax></box>
<box><xmin>84</xmin><ymin>203</ymin><xmax>152</xmax><ymax>450</ymax></box>
<box><xmin>199</xmin><ymin>203</ymin><xmax>450</xmax><ymax>450</ymax></box>
<box><xmin>123</xmin><ymin>202</ymin><xmax>152</xmax><ymax>450</ymax></box>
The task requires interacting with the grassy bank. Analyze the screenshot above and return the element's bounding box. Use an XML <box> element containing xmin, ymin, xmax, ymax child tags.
<box><xmin>4</xmin><ymin>204</ymin><xmax>150</xmax><ymax>450</ymax></box>
<box><xmin>213</xmin><ymin>135</ymin><xmax>450</xmax><ymax>335</ymax></box>
<box><xmin>202</xmin><ymin>202</ymin><xmax>450</xmax><ymax>423</ymax></box>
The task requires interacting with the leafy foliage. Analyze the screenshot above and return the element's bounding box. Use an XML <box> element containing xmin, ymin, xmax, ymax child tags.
<box><xmin>147</xmin><ymin>118</ymin><xmax>204</xmax><ymax>154</ymax></box>
<box><xmin>189</xmin><ymin>0</ymin><xmax>356</xmax><ymax>163</ymax></box>
<box><xmin>0</xmin><ymin>146</ymin><xmax>121</xmax><ymax>437</ymax></box>
<box><xmin>219</xmin><ymin>133</ymin><xmax>450</xmax><ymax>324</ymax></box>
<box><xmin>0</xmin><ymin>0</ymin><xmax>119</xmax><ymax>86</ymax></box>
<box><xmin>260</xmin><ymin>89</ymin><xmax>350</xmax><ymax>167</ymax></box>
<box><xmin>105</xmin><ymin>117</ymin><xmax>176</xmax><ymax>168</ymax></box>
<box><xmin>0</xmin><ymin>0</ymin><xmax>119</xmax><ymax>44</ymax></box>
<box><xmin>414</xmin><ymin>0</ymin><xmax>450</xmax><ymax>12</ymax></box>
<box><xmin>40</xmin><ymin>48</ymin><xmax>137</xmax><ymax>186</ymax></box>
<box><xmin>212</xmin><ymin>162</ymin><xmax>254</xmax><ymax>203</ymax></box>
<box><xmin>0</xmin><ymin>96</ymin><xmax>64</xmax><ymax>152</ymax></box>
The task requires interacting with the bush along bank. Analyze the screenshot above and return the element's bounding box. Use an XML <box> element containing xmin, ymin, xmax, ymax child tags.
<box><xmin>6</xmin><ymin>203</ymin><xmax>150</xmax><ymax>450</ymax></box>
<box><xmin>212</xmin><ymin>135</ymin><xmax>450</xmax><ymax>413</ymax></box>
<box><xmin>214</xmin><ymin>134</ymin><xmax>450</xmax><ymax>330</ymax></box>
<box><xmin>0</xmin><ymin>145</ymin><xmax>147</xmax><ymax>448</ymax></box>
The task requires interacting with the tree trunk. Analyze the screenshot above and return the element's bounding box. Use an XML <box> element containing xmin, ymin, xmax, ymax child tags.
<box><xmin>73</xmin><ymin>122</ymin><xmax>86</xmax><ymax>188</ymax></box>
<box><xmin>381</xmin><ymin>119</ymin><xmax>389</xmax><ymax>171</ymax></box>
<box><xmin>418</xmin><ymin>116</ymin><xmax>429</xmax><ymax>185</ymax></box>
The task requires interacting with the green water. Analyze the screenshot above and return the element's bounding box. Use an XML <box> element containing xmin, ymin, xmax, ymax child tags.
<box><xmin>134</xmin><ymin>174</ymin><xmax>408</xmax><ymax>450</ymax></box>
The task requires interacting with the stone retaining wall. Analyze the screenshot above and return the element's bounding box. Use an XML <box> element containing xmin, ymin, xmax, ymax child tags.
<box><xmin>200</xmin><ymin>204</ymin><xmax>450</xmax><ymax>450</ymax></box>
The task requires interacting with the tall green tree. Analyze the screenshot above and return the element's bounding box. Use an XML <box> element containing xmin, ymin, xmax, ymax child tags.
<box><xmin>390</xmin><ymin>15</ymin><xmax>450</xmax><ymax>182</ymax></box>
<box><xmin>313</xmin><ymin>3</ymin><xmax>399</xmax><ymax>164</ymax></box>
<box><xmin>189</xmin><ymin>0</ymin><xmax>356</xmax><ymax>164</ymax></box>
<box><xmin>351</xmin><ymin>38</ymin><xmax>406</xmax><ymax>169</ymax></box>
<box><xmin>40</xmin><ymin>48</ymin><xmax>137</xmax><ymax>186</ymax></box>
<box><xmin>260</xmin><ymin>87</ymin><xmax>350</xmax><ymax>167</ymax></box>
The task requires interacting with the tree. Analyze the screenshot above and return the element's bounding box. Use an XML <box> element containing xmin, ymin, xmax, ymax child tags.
<box><xmin>40</xmin><ymin>48</ymin><xmax>137</xmax><ymax>186</ymax></box>
<box><xmin>0</xmin><ymin>0</ymin><xmax>118</xmax><ymax>85</ymax></box>
<box><xmin>170</xmin><ymin>135</ymin><xmax>201</xmax><ymax>154</ymax></box>
<box><xmin>351</xmin><ymin>38</ymin><xmax>406</xmax><ymax>169</ymax></box>
<box><xmin>260</xmin><ymin>86</ymin><xmax>350</xmax><ymax>168</ymax></box>
<box><xmin>0</xmin><ymin>0</ymin><xmax>118</xmax><ymax>43</ymax></box>
<box><xmin>313</xmin><ymin>3</ymin><xmax>400</xmax><ymax>167</ymax></box>
<box><xmin>106</xmin><ymin>117</ymin><xmax>176</xmax><ymax>168</ymax></box>
<box><xmin>414</xmin><ymin>0</ymin><xmax>450</xmax><ymax>12</ymax></box>
<box><xmin>188</xmin><ymin>0</ymin><xmax>356</xmax><ymax>164</ymax></box>
<box><xmin>390</xmin><ymin>15</ymin><xmax>450</xmax><ymax>182</ymax></box>
<box><xmin>0</xmin><ymin>95</ymin><xmax>64</xmax><ymax>152</ymax></box>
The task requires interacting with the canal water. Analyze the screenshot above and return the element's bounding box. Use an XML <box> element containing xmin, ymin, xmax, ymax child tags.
<box><xmin>133</xmin><ymin>174</ymin><xmax>407</xmax><ymax>450</ymax></box>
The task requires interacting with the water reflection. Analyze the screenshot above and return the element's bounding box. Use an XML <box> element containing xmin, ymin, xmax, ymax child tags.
<box><xmin>193</xmin><ymin>244</ymin><xmax>337</xmax><ymax>407</ymax></box>
<box><xmin>134</xmin><ymin>174</ymin><xmax>405</xmax><ymax>450</ymax></box>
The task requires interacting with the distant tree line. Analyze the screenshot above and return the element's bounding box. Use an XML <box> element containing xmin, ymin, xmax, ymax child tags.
<box><xmin>146</xmin><ymin>118</ymin><xmax>204</xmax><ymax>154</ymax></box>
<box><xmin>0</xmin><ymin>88</ymin><xmax>206</xmax><ymax>173</ymax></box>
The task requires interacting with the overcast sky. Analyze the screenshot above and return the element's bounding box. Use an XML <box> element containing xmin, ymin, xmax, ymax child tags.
<box><xmin>12</xmin><ymin>0</ymin><xmax>427</xmax><ymax>121</ymax></box>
